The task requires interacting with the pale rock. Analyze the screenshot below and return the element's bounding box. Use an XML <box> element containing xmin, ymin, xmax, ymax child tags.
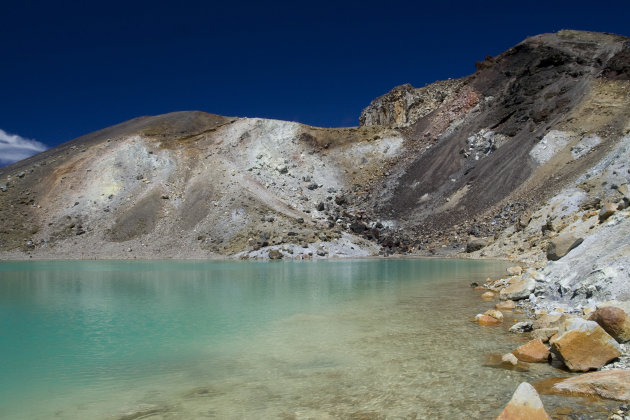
<box><xmin>500</xmin><ymin>276</ymin><xmax>536</xmax><ymax>301</ymax></box>
<box><xmin>552</xmin><ymin>369</ymin><xmax>630</xmax><ymax>401</ymax></box>
<box><xmin>466</xmin><ymin>237</ymin><xmax>488</xmax><ymax>253</ymax></box>
<box><xmin>552</xmin><ymin>318</ymin><xmax>622</xmax><ymax>371</ymax></box>
<box><xmin>510</xmin><ymin>321</ymin><xmax>534</xmax><ymax>333</ymax></box>
<box><xmin>502</xmin><ymin>353</ymin><xmax>519</xmax><ymax>366</ymax></box>
<box><xmin>507</xmin><ymin>266</ymin><xmax>523</xmax><ymax>276</ymax></box>
<box><xmin>599</xmin><ymin>202</ymin><xmax>617</xmax><ymax>221</ymax></box>
<box><xmin>532</xmin><ymin>313</ymin><xmax>566</xmax><ymax>330</ymax></box>
<box><xmin>496</xmin><ymin>382</ymin><xmax>551</xmax><ymax>420</ymax></box>
<box><xmin>513</xmin><ymin>339</ymin><xmax>550</xmax><ymax>363</ymax></box>
<box><xmin>531</xmin><ymin>328</ymin><xmax>559</xmax><ymax>343</ymax></box>
<box><xmin>546</xmin><ymin>232</ymin><xmax>583</xmax><ymax>261</ymax></box>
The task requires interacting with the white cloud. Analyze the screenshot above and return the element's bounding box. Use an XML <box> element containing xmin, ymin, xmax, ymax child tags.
<box><xmin>0</xmin><ymin>129</ymin><xmax>48</xmax><ymax>165</ymax></box>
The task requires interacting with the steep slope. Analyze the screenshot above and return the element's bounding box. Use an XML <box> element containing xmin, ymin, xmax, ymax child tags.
<box><xmin>0</xmin><ymin>30</ymin><xmax>629</xmax><ymax>261</ymax></box>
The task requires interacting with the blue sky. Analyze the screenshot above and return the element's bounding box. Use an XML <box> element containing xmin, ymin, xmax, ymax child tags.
<box><xmin>2</xmin><ymin>0</ymin><xmax>630</xmax><ymax>164</ymax></box>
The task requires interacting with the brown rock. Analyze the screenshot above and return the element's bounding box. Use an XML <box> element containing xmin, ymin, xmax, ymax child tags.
<box><xmin>552</xmin><ymin>318</ymin><xmax>622</xmax><ymax>371</ymax></box>
<box><xmin>599</xmin><ymin>202</ymin><xmax>617</xmax><ymax>221</ymax></box>
<box><xmin>552</xmin><ymin>369</ymin><xmax>630</xmax><ymax>401</ymax></box>
<box><xmin>588</xmin><ymin>306</ymin><xmax>630</xmax><ymax>343</ymax></box>
<box><xmin>513</xmin><ymin>339</ymin><xmax>550</xmax><ymax>363</ymax></box>
<box><xmin>476</xmin><ymin>314</ymin><xmax>502</xmax><ymax>325</ymax></box>
<box><xmin>531</xmin><ymin>328</ymin><xmax>558</xmax><ymax>343</ymax></box>
<box><xmin>546</xmin><ymin>232</ymin><xmax>583</xmax><ymax>261</ymax></box>
<box><xmin>466</xmin><ymin>237</ymin><xmax>488</xmax><ymax>253</ymax></box>
<box><xmin>496</xmin><ymin>382</ymin><xmax>551</xmax><ymax>420</ymax></box>
<box><xmin>497</xmin><ymin>300</ymin><xmax>516</xmax><ymax>310</ymax></box>
<box><xmin>481</xmin><ymin>291</ymin><xmax>495</xmax><ymax>300</ymax></box>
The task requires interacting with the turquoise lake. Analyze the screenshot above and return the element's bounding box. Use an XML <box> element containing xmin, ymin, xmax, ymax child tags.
<box><xmin>0</xmin><ymin>259</ymin><xmax>616</xmax><ymax>419</ymax></box>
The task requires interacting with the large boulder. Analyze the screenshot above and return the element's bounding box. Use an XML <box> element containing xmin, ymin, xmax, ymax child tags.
<box><xmin>496</xmin><ymin>382</ymin><xmax>551</xmax><ymax>420</ymax></box>
<box><xmin>531</xmin><ymin>328</ymin><xmax>558</xmax><ymax>343</ymax></box>
<box><xmin>546</xmin><ymin>232</ymin><xmax>583</xmax><ymax>261</ymax></box>
<box><xmin>552</xmin><ymin>318</ymin><xmax>622</xmax><ymax>371</ymax></box>
<box><xmin>466</xmin><ymin>237</ymin><xmax>488</xmax><ymax>253</ymax></box>
<box><xmin>588</xmin><ymin>306</ymin><xmax>630</xmax><ymax>343</ymax></box>
<box><xmin>513</xmin><ymin>339</ymin><xmax>550</xmax><ymax>363</ymax></box>
<box><xmin>552</xmin><ymin>369</ymin><xmax>630</xmax><ymax>401</ymax></box>
<box><xmin>500</xmin><ymin>277</ymin><xmax>536</xmax><ymax>301</ymax></box>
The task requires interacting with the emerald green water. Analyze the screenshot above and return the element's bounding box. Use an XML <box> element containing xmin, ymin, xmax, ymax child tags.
<box><xmin>0</xmin><ymin>259</ymin><xmax>616</xmax><ymax>419</ymax></box>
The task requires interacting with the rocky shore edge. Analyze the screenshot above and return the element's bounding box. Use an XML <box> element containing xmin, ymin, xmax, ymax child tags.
<box><xmin>472</xmin><ymin>259</ymin><xmax>630</xmax><ymax>419</ymax></box>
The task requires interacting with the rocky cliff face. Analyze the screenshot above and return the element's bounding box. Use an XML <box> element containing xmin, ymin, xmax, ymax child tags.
<box><xmin>1</xmin><ymin>30</ymin><xmax>629</xmax><ymax>265</ymax></box>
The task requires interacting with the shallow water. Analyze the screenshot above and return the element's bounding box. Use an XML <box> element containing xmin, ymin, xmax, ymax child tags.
<box><xmin>0</xmin><ymin>259</ymin><xmax>617</xmax><ymax>419</ymax></box>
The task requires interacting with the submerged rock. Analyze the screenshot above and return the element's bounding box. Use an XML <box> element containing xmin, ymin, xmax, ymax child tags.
<box><xmin>552</xmin><ymin>318</ymin><xmax>622</xmax><ymax>371</ymax></box>
<box><xmin>496</xmin><ymin>300</ymin><xmax>516</xmax><ymax>310</ymax></box>
<box><xmin>552</xmin><ymin>369</ymin><xmax>630</xmax><ymax>401</ymax></box>
<box><xmin>476</xmin><ymin>314</ymin><xmax>502</xmax><ymax>325</ymax></box>
<box><xmin>496</xmin><ymin>382</ymin><xmax>551</xmax><ymax>420</ymax></box>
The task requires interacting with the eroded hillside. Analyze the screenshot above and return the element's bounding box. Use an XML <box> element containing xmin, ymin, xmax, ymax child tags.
<box><xmin>1</xmin><ymin>30</ymin><xmax>629</xmax><ymax>261</ymax></box>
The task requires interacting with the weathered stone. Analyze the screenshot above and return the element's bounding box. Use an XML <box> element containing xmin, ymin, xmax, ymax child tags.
<box><xmin>552</xmin><ymin>369</ymin><xmax>630</xmax><ymax>401</ymax></box>
<box><xmin>268</xmin><ymin>249</ymin><xmax>283</xmax><ymax>260</ymax></box>
<box><xmin>496</xmin><ymin>382</ymin><xmax>551</xmax><ymax>420</ymax></box>
<box><xmin>500</xmin><ymin>277</ymin><xmax>536</xmax><ymax>301</ymax></box>
<box><xmin>502</xmin><ymin>353</ymin><xmax>519</xmax><ymax>366</ymax></box>
<box><xmin>531</xmin><ymin>328</ymin><xmax>559</xmax><ymax>343</ymax></box>
<box><xmin>552</xmin><ymin>318</ymin><xmax>622</xmax><ymax>371</ymax></box>
<box><xmin>618</xmin><ymin>184</ymin><xmax>630</xmax><ymax>199</ymax></box>
<box><xmin>496</xmin><ymin>300</ymin><xmax>516</xmax><ymax>310</ymax></box>
<box><xmin>588</xmin><ymin>306</ymin><xmax>630</xmax><ymax>343</ymax></box>
<box><xmin>599</xmin><ymin>202</ymin><xmax>617</xmax><ymax>221</ymax></box>
<box><xmin>476</xmin><ymin>314</ymin><xmax>502</xmax><ymax>325</ymax></box>
<box><xmin>532</xmin><ymin>314</ymin><xmax>566</xmax><ymax>330</ymax></box>
<box><xmin>510</xmin><ymin>321</ymin><xmax>534</xmax><ymax>333</ymax></box>
<box><xmin>484</xmin><ymin>309</ymin><xmax>504</xmax><ymax>321</ymax></box>
<box><xmin>507</xmin><ymin>266</ymin><xmax>523</xmax><ymax>276</ymax></box>
<box><xmin>481</xmin><ymin>291</ymin><xmax>495</xmax><ymax>300</ymax></box>
<box><xmin>513</xmin><ymin>339</ymin><xmax>550</xmax><ymax>363</ymax></box>
<box><xmin>466</xmin><ymin>237</ymin><xmax>488</xmax><ymax>253</ymax></box>
<box><xmin>546</xmin><ymin>232</ymin><xmax>583</xmax><ymax>261</ymax></box>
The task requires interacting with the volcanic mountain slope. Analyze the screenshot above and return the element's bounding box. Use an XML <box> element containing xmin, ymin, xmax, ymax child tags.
<box><xmin>0</xmin><ymin>29</ymin><xmax>629</xmax><ymax>260</ymax></box>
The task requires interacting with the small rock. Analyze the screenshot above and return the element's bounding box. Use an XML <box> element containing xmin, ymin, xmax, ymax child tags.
<box><xmin>466</xmin><ymin>237</ymin><xmax>487</xmax><ymax>253</ymax></box>
<box><xmin>599</xmin><ymin>202</ymin><xmax>617</xmax><ymax>221</ymax></box>
<box><xmin>552</xmin><ymin>370</ymin><xmax>630</xmax><ymax>401</ymax></box>
<box><xmin>552</xmin><ymin>318</ymin><xmax>622</xmax><ymax>371</ymax></box>
<box><xmin>307</xmin><ymin>183</ymin><xmax>319</xmax><ymax>190</ymax></box>
<box><xmin>507</xmin><ymin>266</ymin><xmax>523</xmax><ymax>276</ymax></box>
<box><xmin>161</xmin><ymin>195</ymin><xmax>169</xmax><ymax>199</ymax></box>
<box><xmin>496</xmin><ymin>300</ymin><xmax>516</xmax><ymax>310</ymax></box>
<box><xmin>0</xmin><ymin>184</ymin><xmax>6</xmax><ymax>192</ymax></box>
<box><xmin>17</xmin><ymin>172</ymin><xmax>25</xmax><ymax>178</ymax></box>
<box><xmin>276</xmin><ymin>164</ymin><xmax>288</xmax><ymax>174</ymax></box>
<box><xmin>510</xmin><ymin>321</ymin><xmax>534</xmax><ymax>333</ymax></box>
<box><xmin>496</xmin><ymin>382</ymin><xmax>551</xmax><ymax>420</ymax></box>
<box><xmin>513</xmin><ymin>339</ymin><xmax>550</xmax><ymax>363</ymax></box>
<box><xmin>502</xmin><ymin>353</ymin><xmax>519</xmax><ymax>366</ymax></box>
<box><xmin>546</xmin><ymin>232</ymin><xmax>583</xmax><ymax>261</ymax></box>
<box><xmin>484</xmin><ymin>309</ymin><xmax>504</xmax><ymax>321</ymax></box>
<box><xmin>588</xmin><ymin>306</ymin><xmax>630</xmax><ymax>343</ymax></box>
<box><xmin>316</xmin><ymin>202</ymin><xmax>325</xmax><ymax>211</ymax></box>
<box><xmin>268</xmin><ymin>249</ymin><xmax>283</xmax><ymax>260</ymax></box>
<box><xmin>476</xmin><ymin>314</ymin><xmax>502</xmax><ymax>325</ymax></box>
<box><xmin>531</xmin><ymin>328</ymin><xmax>559</xmax><ymax>343</ymax></box>
<box><xmin>481</xmin><ymin>291</ymin><xmax>495</xmax><ymax>300</ymax></box>
<box><xmin>25</xmin><ymin>240</ymin><xmax>35</xmax><ymax>249</ymax></box>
